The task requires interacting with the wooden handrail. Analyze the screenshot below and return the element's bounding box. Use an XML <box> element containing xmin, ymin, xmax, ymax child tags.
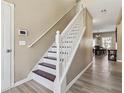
<box><xmin>28</xmin><ymin>5</ymin><xmax>76</xmax><ymax>48</ymax></box>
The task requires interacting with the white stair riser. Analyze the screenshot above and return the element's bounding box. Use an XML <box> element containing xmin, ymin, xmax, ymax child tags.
<box><xmin>51</xmin><ymin>48</ymin><xmax>57</xmax><ymax>51</ymax></box>
<box><xmin>47</xmin><ymin>53</ymin><xmax>57</xmax><ymax>57</ymax></box>
<box><xmin>38</xmin><ymin>65</ymin><xmax>56</xmax><ymax>75</ymax></box>
<box><xmin>67</xmin><ymin>37</ymin><xmax>77</xmax><ymax>40</ymax></box>
<box><xmin>43</xmin><ymin>59</ymin><xmax>57</xmax><ymax>65</ymax></box>
<box><xmin>48</xmin><ymin>51</ymin><xmax>70</xmax><ymax>56</ymax></box>
<box><xmin>32</xmin><ymin>73</ymin><xmax>54</xmax><ymax>91</ymax></box>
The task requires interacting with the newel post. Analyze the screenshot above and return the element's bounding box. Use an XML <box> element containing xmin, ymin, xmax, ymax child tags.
<box><xmin>56</xmin><ymin>31</ymin><xmax>61</xmax><ymax>82</ymax></box>
<box><xmin>54</xmin><ymin>31</ymin><xmax>61</xmax><ymax>93</ymax></box>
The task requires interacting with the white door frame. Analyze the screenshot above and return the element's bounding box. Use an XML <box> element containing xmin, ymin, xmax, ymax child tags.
<box><xmin>2</xmin><ymin>1</ymin><xmax>15</xmax><ymax>89</ymax></box>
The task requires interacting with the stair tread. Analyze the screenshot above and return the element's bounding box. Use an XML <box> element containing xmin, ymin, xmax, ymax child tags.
<box><xmin>44</xmin><ymin>56</ymin><xmax>57</xmax><ymax>60</ymax></box>
<box><xmin>52</xmin><ymin>46</ymin><xmax>71</xmax><ymax>48</ymax></box>
<box><xmin>33</xmin><ymin>69</ymin><xmax>56</xmax><ymax>82</ymax></box>
<box><xmin>48</xmin><ymin>51</ymin><xmax>57</xmax><ymax>53</ymax></box>
<box><xmin>39</xmin><ymin>62</ymin><xmax>56</xmax><ymax>69</ymax></box>
<box><xmin>52</xmin><ymin>46</ymin><xmax>57</xmax><ymax>48</ymax></box>
<box><xmin>48</xmin><ymin>51</ymin><xmax>68</xmax><ymax>54</ymax></box>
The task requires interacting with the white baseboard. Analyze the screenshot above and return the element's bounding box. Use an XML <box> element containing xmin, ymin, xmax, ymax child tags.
<box><xmin>117</xmin><ymin>60</ymin><xmax>122</xmax><ymax>62</ymax></box>
<box><xmin>14</xmin><ymin>77</ymin><xmax>32</xmax><ymax>87</ymax></box>
<box><xmin>2</xmin><ymin>77</ymin><xmax>32</xmax><ymax>92</ymax></box>
<box><xmin>1</xmin><ymin>86</ymin><xmax>12</xmax><ymax>92</ymax></box>
<box><xmin>66</xmin><ymin>61</ymin><xmax>93</xmax><ymax>92</ymax></box>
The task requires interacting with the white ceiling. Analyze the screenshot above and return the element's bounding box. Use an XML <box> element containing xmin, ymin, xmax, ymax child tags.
<box><xmin>84</xmin><ymin>0</ymin><xmax>122</xmax><ymax>32</ymax></box>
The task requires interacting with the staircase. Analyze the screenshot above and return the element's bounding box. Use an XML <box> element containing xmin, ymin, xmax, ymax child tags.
<box><xmin>31</xmin><ymin>8</ymin><xmax>86</xmax><ymax>93</ymax></box>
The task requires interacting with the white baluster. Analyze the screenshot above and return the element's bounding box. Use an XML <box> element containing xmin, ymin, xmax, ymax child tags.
<box><xmin>64</xmin><ymin>35</ymin><xmax>68</xmax><ymax>70</ymax></box>
<box><xmin>54</xmin><ymin>9</ymin><xmax>84</xmax><ymax>93</ymax></box>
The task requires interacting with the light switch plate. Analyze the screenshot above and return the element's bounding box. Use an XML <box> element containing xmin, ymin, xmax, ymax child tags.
<box><xmin>19</xmin><ymin>41</ymin><xmax>26</xmax><ymax>46</ymax></box>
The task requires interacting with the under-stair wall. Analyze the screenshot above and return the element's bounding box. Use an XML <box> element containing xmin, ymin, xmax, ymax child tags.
<box><xmin>67</xmin><ymin>9</ymin><xmax>93</xmax><ymax>84</ymax></box>
<box><xmin>117</xmin><ymin>21</ymin><xmax>122</xmax><ymax>61</ymax></box>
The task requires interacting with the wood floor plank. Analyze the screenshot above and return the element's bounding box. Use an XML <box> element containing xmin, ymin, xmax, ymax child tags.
<box><xmin>68</xmin><ymin>56</ymin><xmax>122</xmax><ymax>93</ymax></box>
<box><xmin>3</xmin><ymin>56</ymin><xmax>122</xmax><ymax>93</ymax></box>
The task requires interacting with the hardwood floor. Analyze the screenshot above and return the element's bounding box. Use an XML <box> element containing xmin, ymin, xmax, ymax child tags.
<box><xmin>68</xmin><ymin>56</ymin><xmax>122</xmax><ymax>93</ymax></box>
<box><xmin>3</xmin><ymin>56</ymin><xmax>122</xmax><ymax>93</ymax></box>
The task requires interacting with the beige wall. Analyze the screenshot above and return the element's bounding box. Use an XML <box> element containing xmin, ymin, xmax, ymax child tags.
<box><xmin>116</xmin><ymin>9</ymin><xmax>122</xmax><ymax>25</ymax></box>
<box><xmin>117</xmin><ymin>21</ymin><xmax>122</xmax><ymax>60</ymax></box>
<box><xmin>67</xmin><ymin>9</ymin><xmax>93</xmax><ymax>84</ymax></box>
<box><xmin>5</xmin><ymin>0</ymin><xmax>77</xmax><ymax>82</ymax></box>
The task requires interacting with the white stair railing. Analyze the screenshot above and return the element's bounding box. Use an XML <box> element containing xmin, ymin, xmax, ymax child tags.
<box><xmin>55</xmin><ymin>8</ymin><xmax>86</xmax><ymax>93</ymax></box>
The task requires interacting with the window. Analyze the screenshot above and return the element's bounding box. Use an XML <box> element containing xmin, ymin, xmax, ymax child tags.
<box><xmin>102</xmin><ymin>37</ymin><xmax>112</xmax><ymax>49</ymax></box>
<box><xmin>93</xmin><ymin>38</ymin><xmax>96</xmax><ymax>47</ymax></box>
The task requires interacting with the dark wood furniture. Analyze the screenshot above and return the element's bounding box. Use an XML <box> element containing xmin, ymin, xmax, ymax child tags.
<box><xmin>93</xmin><ymin>46</ymin><xmax>107</xmax><ymax>56</ymax></box>
<box><xmin>108</xmin><ymin>49</ymin><xmax>117</xmax><ymax>61</ymax></box>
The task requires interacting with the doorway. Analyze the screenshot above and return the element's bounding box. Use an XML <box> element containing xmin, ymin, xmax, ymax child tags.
<box><xmin>1</xmin><ymin>1</ymin><xmax>14</xmax><ymax>91</ymax></box>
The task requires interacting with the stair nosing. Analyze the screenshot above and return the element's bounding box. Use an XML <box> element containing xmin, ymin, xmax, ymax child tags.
<box><xmin>44</xmin><ymin>56</ymin><xmax>57</xmax><ymax>60</ymax></box>
<box><xmin>48</xmin><ymin>51</ymin><xmax>57</xmax><ymax>53</ymax></box>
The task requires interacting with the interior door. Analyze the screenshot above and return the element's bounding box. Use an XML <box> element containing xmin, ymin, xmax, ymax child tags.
<box><xmin>1</xmin><ymin>2</ymin><xmax>12</xmax><ymax>91</ymax></box>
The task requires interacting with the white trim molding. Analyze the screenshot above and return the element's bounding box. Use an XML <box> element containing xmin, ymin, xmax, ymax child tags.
<box><xmin>10</xmin><ymin>2</ymin><xmax>15</xmax><ymax>87</ymax></box>
<box><xmin>1</xmin><ymin>0</ymin><xmax>15</xmax><ymax>90</ymax></box>
<box><xmin>1</xmin><ymin>87</ymin><xmax>11</xmax><ymax>93</ymax></box>
<box><xmin>3</xmin><ymin>76</ymin><xmax>32</xmax><ymax>92</ymax></box>
<box><xmin>14</xmin><ymin>77</ymin><xmax>32</xmax><ymax>87</ymax></box>
<box><xmin>66</xmin><ymin>61</ymin><xmax>94</xmax><ymax>92</ymax></box>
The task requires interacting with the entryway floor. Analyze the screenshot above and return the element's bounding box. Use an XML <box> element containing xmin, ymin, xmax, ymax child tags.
<box><xmin>3</xmin><ymin>56</ymin><xmax>122</xmax><ymax>93</ymax></box>
<box><xmin>68</xmin><ymin>56</ymin><xmax>122</xmax><ymax>93</ymax></box>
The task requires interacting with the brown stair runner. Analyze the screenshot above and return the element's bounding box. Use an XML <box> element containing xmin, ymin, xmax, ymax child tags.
<box><xmin>44</xmin><ymin>56</ymin><xmax>57</xmax><ymax>60</ymax></box>
<box><xmin>39</xmin><ymin>62</ymin><xmax>56</xmax><ymax>69</ymax></box>
<box><xmin>33</xmin><ymin>69</ymin><xmax>56</xmax><ymax>82</ymax></box>
<box><xmin>48</xmin><ymin>51</ymin><xmax>57</xmax><ymax>53</ymax></box>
